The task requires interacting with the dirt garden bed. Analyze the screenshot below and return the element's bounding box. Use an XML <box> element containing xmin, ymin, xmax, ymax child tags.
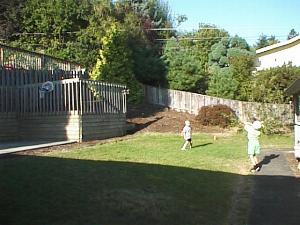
<box><xmin>126</xmin><ymin>103</ymin><xmax>226</xmax><ymax>134</ymax></box>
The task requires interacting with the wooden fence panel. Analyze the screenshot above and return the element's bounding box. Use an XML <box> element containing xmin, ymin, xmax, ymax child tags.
<box><xmin>144</xmin><ymin>85</ymin><xmax>293</xmax><ymax>123</ymax></box>
<box><xmin>0</xmin><ymin>86</ymin><xmax>15</xmax><ymax>114</ymax></box>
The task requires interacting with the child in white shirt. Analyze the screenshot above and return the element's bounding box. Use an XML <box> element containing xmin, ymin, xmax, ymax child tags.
<box><xmin>181</xmin><ymin>120</ymin><xmax>192</xmax><ymax>150</ymax></box>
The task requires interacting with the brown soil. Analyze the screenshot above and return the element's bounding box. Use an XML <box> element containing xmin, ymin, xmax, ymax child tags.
<box><xmin>285</xmin><ymin>152</ymin><xmax>300</xmax><ymax>177</ymax></box>
<box><xmin>126</xmin><ymin>103</ymin><xmax>225</xmax><ymax>134</ymax></box>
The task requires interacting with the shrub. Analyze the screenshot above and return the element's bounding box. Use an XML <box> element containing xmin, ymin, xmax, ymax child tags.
<box><xmin>260</xmin><ymin>117</ymin><xmax>289</xmax><ymax>135</ymax></box>
<box><xmin>196</xmin><ymin>104</ymin><xmax>238</xmax><ymax>128</ymax></box>
<box><xmin>253</xmin><ymin>105</ymin><xmax>292</xmax><ymax>135</ymax></box>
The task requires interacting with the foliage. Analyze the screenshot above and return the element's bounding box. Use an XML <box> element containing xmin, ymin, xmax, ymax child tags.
<box><xmin>207</xmin><ymin>36</ymin><xmax>255</xmax><ymax>100</ymax></box>
<box><xmin>132</xmin><ymin>46</ymin><xmax>167</xmax><ymax>85</ymax></box>
<box><xmin>6</xmin><ymin>0</ymin><xmax>299</xmax><ymax>107</ymax></box>
<box><xmin>208</xmin><ymin>36</ymin><xmax>252</xmax><ymax>69</ymax></box>
<box><xmin>162</xmin><ymin>39</ymin><xmax>207</xmax><ymax>93</ymax></box>
<box><xmin>194</xmin><ymin>24</ymin><xmax>230</xmax><ymax>73</ymax></box>
<box><xmin>6</xmin><ymin>0</ymin><xmax>171</xmax><ymax>87</ymax></box>
<box><xmin>161</xmin><ymin>24</ymin><xmax>230</xmax><ymax>93</ymax></box>
<box><xmin>196</xmin><ymin>104</ymin><xmax>238</xmax><ymax>128</ymax></box>
<box><xmin>287</xmin><ymin>28</ymin><xmax>299</xmax><ymax>40</ymax></box>
<box><xmin>8</xmin><ymin>0</ymin><xmax>94</xmax><ymax>66</ymax></box>
<box><xmin>254</xmin><ymin>34</ymin><xmax>279</xmax><ymax>50</ymax></box>
<box><xmin>122</xmin><ymin>9</ymin><xmax>167</xmax><ymax>86</ymax></box>
<box><xmin>260</xmin><ymin>116</ymin><xmax>290</xmax><ymax>135</ymax></box>
<box><xmin>229</xmin><ymin>54</ymin><xmax>256</xmax><ymax>100</ymax></box>
<box><xmin>206</xmin><ymin>67</ymin><xmax>239</xmax><ymax>99</ymax></box>
<box><xmin>249</xmin><ymin>64</ymin><xmax>300</xmax><ymax>104</ymax></box>
<box><xmin>0</xmin><ymin>0</ymin><xmax>25</xmax><ymax>40</ymax></box>
<box><xmin>254</xmin><ymin>105</ymin><xmax>292</xmax><ymax>135</ymax></box>
<box><xmin>90</xmin><ymin>22</ymin><xmax>144</xmax><ymax>103</ymax></box>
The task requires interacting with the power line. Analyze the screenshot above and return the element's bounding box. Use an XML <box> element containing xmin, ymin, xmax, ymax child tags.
<box><xmin>11</xmin><ymin>31</ymin><xmax>80</xmax><ymax>36</ymax></box>
<box><xmin>146</xmin><ymin>28</ymin><xmax>177</xmax><ymax>31</ymax></box>
<box><xmin>146</xmin><ymin>27</ymin><xmax>227</xmax><ymax>31</ymax></box>
<box><xmin>155</xmin><ymin>35</ymin><xmax>289</xmax><ymax>42</ymax></box>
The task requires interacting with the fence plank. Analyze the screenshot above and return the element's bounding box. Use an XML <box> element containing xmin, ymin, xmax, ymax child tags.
<box><xmin>144</xmin><ymin>85</ymin><xmax>292</xmax><ymax>123</ymax></box>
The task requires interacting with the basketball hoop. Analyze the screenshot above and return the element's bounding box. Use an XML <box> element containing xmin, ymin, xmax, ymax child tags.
<box><xmin>39</xmin><ymin>81</ymin><xmax>54</xmax><ymax>98</ymax></box>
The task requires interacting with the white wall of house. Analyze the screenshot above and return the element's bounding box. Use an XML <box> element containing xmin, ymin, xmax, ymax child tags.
<box><xmin>256</xmin><ymin>36</ymin><xmax>300</xmax><ymax>71</ymax></box>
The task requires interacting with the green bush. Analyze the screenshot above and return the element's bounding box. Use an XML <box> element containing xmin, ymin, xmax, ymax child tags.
<box><xmin>260</xmin><ymin>117</ymin><xmax>287</xmax><ymax>135</ymax></box>
<box><xmin>196</xmin><ymin>104</ymin><xmax>238</xmax><ymax>128</ymax></box>
<box><xmin>243</xmin><ymin>105</ymin><xmax>292</xmax><ymax>135</ymax></box>
<box><xmin>249</xmin><ymin>64</ymin><xmax>300</xmax><ymax>104</ymax></box>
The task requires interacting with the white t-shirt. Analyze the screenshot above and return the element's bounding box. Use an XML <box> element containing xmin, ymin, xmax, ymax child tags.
<box><xmin>244</xmin><ymin>123</ymin><xmax>260</xmax><ymax>141</ymax></box>
<box><xmin>182</xmin><ymin>125</ymin><xmax>192</xmax><ymax>140</ymax></box>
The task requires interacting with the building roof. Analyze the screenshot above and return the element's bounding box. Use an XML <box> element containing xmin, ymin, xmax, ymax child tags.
<box><xmin>256</xmin><ymin>35</ymin><xmax>300</xmax><ymax>55</ymax></box>
<box><xmin>285</xmin><ymin>77</ymin><xmax>300</xmax><ymax>96</ymax></box>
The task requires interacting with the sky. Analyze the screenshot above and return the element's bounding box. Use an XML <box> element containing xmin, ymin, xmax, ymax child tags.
<box><xmin>165</xmin><ymin>0</ymin><xmax>300</xmax><ymax>45</ymax></box>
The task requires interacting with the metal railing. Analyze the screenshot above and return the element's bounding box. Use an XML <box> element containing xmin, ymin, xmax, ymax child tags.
<box><xmin>0</xmin><ymin>43</ymin><xmax>84</xmax><ymax>71</ymax></box>
<box><xmin>16</xmin><ymin>79</ymin><xmax>127</xmax><ymax>116</ymax></box>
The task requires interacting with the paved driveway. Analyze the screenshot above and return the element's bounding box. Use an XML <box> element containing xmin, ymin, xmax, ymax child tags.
<box><xmin>248</xmin><ymin>149</ymin><xmax>300</xmax><ymax>225</ymax></box>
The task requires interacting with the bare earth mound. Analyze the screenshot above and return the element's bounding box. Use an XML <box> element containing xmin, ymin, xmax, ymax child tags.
<box><xmin>126</xmin><ymin>104</ymin><xmax>225</xmax><ymax>134</ymax></box>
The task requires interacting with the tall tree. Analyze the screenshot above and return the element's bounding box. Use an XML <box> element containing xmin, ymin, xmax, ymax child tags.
<box><xmin>194</xmin><ymin>24</ymin><xmax>229</xmax><ymax>73</ymax></box>
<box><xmin>161</xmin><ymin>24</ymin><xmax>230</xmax><ymax>94</ymax></box>
<box><xmin>112</xmin><ymin>0</ymin><xmax>171</xmax><ymax>85</ymax></box>
<box><xmin>206</xmin><ymin>67</ymin><xmax>239</xmax><ymax>99</ymax></box>
<box><xmin>11</xmin><ymin>0</ymin><xmax>93</xmax><ymax>61</ymax></box>
<box><xmin>0</xmin><ymin>0</ymin><xmax>25</xmax><ymax>41</ymax></box>
<box><xmin>115</xmin><ymin>0</ymin><xmax>174</xmax><ymax>44</ymax></box>
<box><xmin>162</xmin><ymin>39</ymin><xmax>206</xmax><ymax>93</ymax></box>
<box><xmin>229</xmin><ymin>54</ymin><xmax>255</xmax><ymax>100</ymax></box>
<box><xmin>208</xmin><ymin>36</ymin><xmax>253</xmax><ymax>69</ymax></box>
<box><xmin>255</xmin><ymin>34</ymin><xmax>279</xmax><ymax>50</ymax></box>
<box><xmin>207</xmin><ymin>36</ymin><xmax>255</xmax><ymax>100</ymax></box>
<box><xmin>287</xmin><ymin>28</ymin><xmax>299</xmax><ymax>40</ymax></box>
<box><xmin>91</xmin><ymin>22</ymin><xmax>144</xmax><ymax>103</ymax></box>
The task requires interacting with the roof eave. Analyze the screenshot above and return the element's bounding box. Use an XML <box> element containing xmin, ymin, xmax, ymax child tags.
<box><xmin>285</xmin><ymin>78</ymin><xmax>300</xmax><ymax>96</ymax></box>
<box><xmin>256</xmin><ymin>36</ymin><xmax>300</xmax><ymax>55</ymax></box>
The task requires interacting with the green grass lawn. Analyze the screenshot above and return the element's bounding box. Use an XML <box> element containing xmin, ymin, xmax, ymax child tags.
<box><xmin>0</xmin><ymin>132</ymin><xmax>293</xmax><ymax>225</ymax></box>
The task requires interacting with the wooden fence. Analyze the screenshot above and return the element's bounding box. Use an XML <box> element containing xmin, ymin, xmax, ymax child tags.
<box><xmin>0</xmin><ymin>86</ymin><xmax>15</xmax><ymax>114</ymax></box>
<box><xmin>0</xmin><ymin>43</ymin><xmax>84</xmax><ymax>71</ymax></box>
<box><xmin>144</xmin><ymin>85</ymin><xmax>293</xmax><ymax>123</ymax></box>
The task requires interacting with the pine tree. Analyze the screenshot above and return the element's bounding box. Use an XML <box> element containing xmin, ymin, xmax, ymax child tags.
<box><xmin>287</xmin><ymin>29</ymin><xmax>299</xmax><ymax>40</ymax></box>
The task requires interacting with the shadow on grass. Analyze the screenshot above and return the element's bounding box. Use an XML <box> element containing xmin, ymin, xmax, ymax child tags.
<box><xmin>192</xmin><ymin>142</ymin><xmax>213</xmax><ymax>148</ymax></box>
<box><xmin>0</xmin><ymin>154</ymin><xmax>299</xmax><ymax>225</ymax></box>
<box><xmin>126</xmin><ymin>103</ymin><xmax>168</xmax><ymax>134</ymax></box>
<box><xmin>127</xmin><ymin>116</ymin><xmax>163</xmax><ymax>134</ymax></box>
<box><xmin>126</xmin><ymin>104</ymin><xmax>166</xmax><ymax>120</ymax></box>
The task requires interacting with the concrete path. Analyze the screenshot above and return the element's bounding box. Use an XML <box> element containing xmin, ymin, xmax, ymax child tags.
<box><xmin>0</xmin><ymin>140</ymin><xmax>76</xmax><ymax>155</ymax></box>
<box><xmin>248</xmin><ymin>149</ymin><xmax>300</xmax><ymax>225</ymax></box>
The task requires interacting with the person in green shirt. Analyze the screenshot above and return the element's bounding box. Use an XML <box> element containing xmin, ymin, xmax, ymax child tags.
<box><xmin>244</xmin><ymin>119</ymin><xmax>263</xmax><ymax>172</ymax></box>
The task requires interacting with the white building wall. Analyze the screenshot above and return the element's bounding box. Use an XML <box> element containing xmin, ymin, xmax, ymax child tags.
<box><xmin>257</xmin><ymin>43</ymin><xmax>300</xmax><ymax>71</ymax></box>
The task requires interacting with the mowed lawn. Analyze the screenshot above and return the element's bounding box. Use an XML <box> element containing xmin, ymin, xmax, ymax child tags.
<box><xmin>0</xmin><ymin>132</ymin><xmax>293</xmax><ymax>225</ymax></box>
